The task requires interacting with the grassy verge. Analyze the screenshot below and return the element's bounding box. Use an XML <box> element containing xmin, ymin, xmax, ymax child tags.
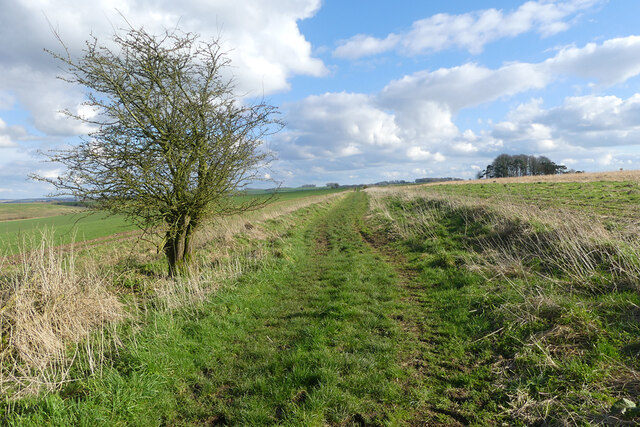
<box><xmin>368</xmin><ymin>187</ymin><xmax>640</xmax><ymax>424</ymax></box>
<box><xmin>417</xmin><ymin>180</ymin><xmax>640</xmax><ymax>220</ymax></box>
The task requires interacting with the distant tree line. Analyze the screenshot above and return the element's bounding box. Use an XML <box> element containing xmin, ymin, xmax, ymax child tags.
<box><xmin>477</xmin><ymin>154</ymin><xmax>567</xmax><ymax>179</ymax></box>
<box><xmin>415</xmin><ymin>177</ymin><xmax>462</xmax><ymax>184</ymax></box>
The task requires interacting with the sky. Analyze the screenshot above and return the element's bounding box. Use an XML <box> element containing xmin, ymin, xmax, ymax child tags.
<box><xmin>2</xmin><ymin>0</ymin><xmax>640</xmax><ymax>198</ymax></box>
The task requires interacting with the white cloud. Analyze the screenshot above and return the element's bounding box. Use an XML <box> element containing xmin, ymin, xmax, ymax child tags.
<box><xmin>278</xmin><ymin>92</ymin><xmax>402</xmax><ymax>161</ymax></box>
<box><xmin>0</xmin><ymin>157</ymin><xmax>59</xmax><ymax>198</ymax></box>
<box><xmin>412</xmin><ymin>168</ymin><xmax>428</xmax><ymax>175</ymax></box>
<box><xmin>280</xmin><ymin>34</ymin><xmax>640</xmax><ymax>184</ymax></box>
<box><xmin>379</xmin><ymin>62</ymin><xmax>550</xmax><ymax>114</ymax></box>
<box><xmin>599</xmin><ymin>153</ymin><xmax>613</xmax><ymax>165</ymax></box>
<box><xmin>494</xmin><ymin>94</ymin><xmax>640</xmax><ymax>151</ymax></box>
<box><xmin>0</xmin><ymin>135</ymin><xmax>15</xmax><ymax>148</ymax></box>
<box><xmin>333</xmin><ymin>34</ymin><xmax>400</xmax><ymax>60</ymax></box>
<box><xmin>407</xmin><ymin>147</ymin><xmax>445</xmax><ymax>162</ymax></box>
<box><xmin>0</xmin><ymin>0</ymin><xmax>327</xmax><ymax>137</ymax></box>
<box><xmin>0</xmin><ymin>118</ymin><xmax>30</xmax><ymax>148</ymax></box>
<box><xmin>452</xmin><ymin>142</ymin><xmax>478</xmax><ymax>154</ymax></box>
<box><xmin>546</xmin><ymin>36</ymin><xmax>640</xmax><ymax>86</ymax></box>
<box><xmin>333</xmin><ymin>0</ymin><xmax>601</xmax><ymax>59</ymax></box>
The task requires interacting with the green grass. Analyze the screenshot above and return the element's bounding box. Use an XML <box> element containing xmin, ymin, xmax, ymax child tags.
<box><xmin>4</xmin><ymin>185</ymin><xmax>638</xmax><ymax>424</ymax></box>
<box><xmin>372</xmin><ymin>190</ymin><xmax>640</xmax><ymax>424</ymax></box>
<box><xmin>0</xmin><ymin>193</ymin><xmax>410</xmax><ymax>425</ymax></box>
<box><xmin>0</xmin><ymin>212</ymin><xmax>136</xmax><ymax>255</ymax></box>
<box><xmin>0</xmin><ymin>203</ymin><xmax>81</xmax><ymax>222</ymax></box>
<box><xmin>421</xmin><ymin>180</ymin><xmax>640</xmax><ymax>219</ymax></box>
<box><xmin>1</xmin><ymin>192</ymin><xmax>508</xmax><ymax>425</ymax></box>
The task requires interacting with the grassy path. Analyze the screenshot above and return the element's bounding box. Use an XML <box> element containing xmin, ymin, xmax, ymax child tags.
<box><xmin>4</xmin><ymin>192</ymin><xmax>506</xmax><ymax>425</ymax></box>
<box><xmin>193</xmin><ymin>191</ymin><xmax>412</xmax><ymax>424</ymax></box>
<box><xmin>3</xmin><ymin>193</ymin><xmax>405</xmax><ymax>425</ymax></box>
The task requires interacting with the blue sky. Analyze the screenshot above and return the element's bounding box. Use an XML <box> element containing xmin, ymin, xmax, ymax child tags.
<box><xmin>2</xmin><ymin>0</ymin><xmax>640</xmax><ymax>198</ymax></box>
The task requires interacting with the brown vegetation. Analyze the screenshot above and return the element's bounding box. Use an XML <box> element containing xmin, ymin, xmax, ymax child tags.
<box><xmin>0</xmin><ymin>231</ymin><xmax>122</xmax><ymax>397</ymax></box>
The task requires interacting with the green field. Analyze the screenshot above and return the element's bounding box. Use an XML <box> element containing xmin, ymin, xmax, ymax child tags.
<box><xmin>420</xmin><ymin>180</ymin><xmax>640</xmax><ymax>219</ymax></box>
<box><xmin>0</xmin><ymin>203</ymin><xmax>81</xmax><ymax>221</ymax></box>
<box><xmin>1</xmin><ymin>182</ymin><xmax>639</xmax><ymax>424</ymax></box>
<box><xmin>0</xmin><ymin>211</ymin><xmax>136</xmax><ymax>255</ymax></box>
<box><xmin>0</xmin><ymin>188</ymin><xmax>347</xmax><ymax>255</ymax></box>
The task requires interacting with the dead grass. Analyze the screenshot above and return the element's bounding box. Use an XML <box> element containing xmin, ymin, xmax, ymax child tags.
<box><xmin>194</xmin><ymin>192</ymin><xmax>346</xmax><ymax>247</ymax></box>
<box><xmin>0</xmin><ymin>230</ymin><xmax>122</xmax><ymax>397</ymax></box>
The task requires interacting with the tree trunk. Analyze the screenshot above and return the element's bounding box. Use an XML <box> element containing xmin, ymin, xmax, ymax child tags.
<box><xmin>164</xmin><ymin>214</ymin><xmax>195</xmax><ymax>277</ymax></box>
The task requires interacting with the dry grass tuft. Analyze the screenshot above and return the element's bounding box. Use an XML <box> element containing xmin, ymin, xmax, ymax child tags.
<box><xmin>0</xmin><ymin>230</ymin><xmax>122</xmax><ymax>397</ymax></box>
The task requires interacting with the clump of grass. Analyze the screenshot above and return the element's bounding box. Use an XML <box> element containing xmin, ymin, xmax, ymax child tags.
<box><xmin>0</xmin><ymin>230</ymin><xmax>122</xmax><ymax>397</ymax></box>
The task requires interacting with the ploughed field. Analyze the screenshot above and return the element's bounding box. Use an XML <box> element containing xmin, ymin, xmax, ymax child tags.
<box><xmin>1</xmin><ymin>175</ymin><xmax>639</xmax><ymax>425</ymax></box>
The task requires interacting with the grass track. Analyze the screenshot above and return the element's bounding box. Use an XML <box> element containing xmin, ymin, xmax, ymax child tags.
<box><xmin>2</xmin><ymin>192</ymin><xmax>513</xmax><ymax>425</ymax></box>
<box><xmin>3</xmin><ymin>184</ymin><xmax>638</xmax><ymax>424</ymax></box>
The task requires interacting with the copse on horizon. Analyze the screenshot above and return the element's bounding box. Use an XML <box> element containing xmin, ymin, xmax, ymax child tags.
<box><xmin>477</xmin><ymin>154</ymin><xmax>569</xmax><ymax>179</ymax></box>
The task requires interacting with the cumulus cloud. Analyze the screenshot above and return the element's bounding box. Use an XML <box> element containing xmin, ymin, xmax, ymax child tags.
<box><xmin>493</xmin><ymin>94</ymin><xmax>640</xmax><ymax>150</ymax></box>
<box><xmin>0</xmin><ymin>118</ymin><xmax>30</xmax><ymax>148</ymax></box>
<box><xmin>406</xmin><ymin>147</ymin><xmax>446</xmax><ymax>162</ymax></box>
<box><xmin>0</xmin><ymin>159</ymin><xmax>58</xmax><ymax>199</ymax></box>
<box><xmin>0</xmin><ymin>0</ymin><xmax>327</xmax><ymax>137</ymax></box>
<box><xmin>334</xmin><ymin>0</ymin><xmax>601</xmax><ymax>59</ymax></box>
<box><xmin>379</xmin><ymin>62</ymin><xmax>550</xmax><ymax>113</ymax></box>
<box><xmin>277</xmin><ymin>92</ymin><xmax>402</xmax><ymax>161</ymax></box>
<box><xmin>333</xmin><ymin>34</ymin><xmax>400</xmax><ymax>60</ymax></box>
<box><xmin>282</xmin><ymin>34</ymin><xmax>640</xmax><ymax>184</ymax></box>
<box><xmin>546</xmin><ymin>36</ymin><xmax>640</xmax><ymax>86</ymax></box>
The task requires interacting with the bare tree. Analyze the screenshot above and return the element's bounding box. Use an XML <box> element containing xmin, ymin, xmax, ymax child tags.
<box><xmin>35</xmin><ymin>24</ymin><xmax>281</xmax><ymax>276</ymax></box>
